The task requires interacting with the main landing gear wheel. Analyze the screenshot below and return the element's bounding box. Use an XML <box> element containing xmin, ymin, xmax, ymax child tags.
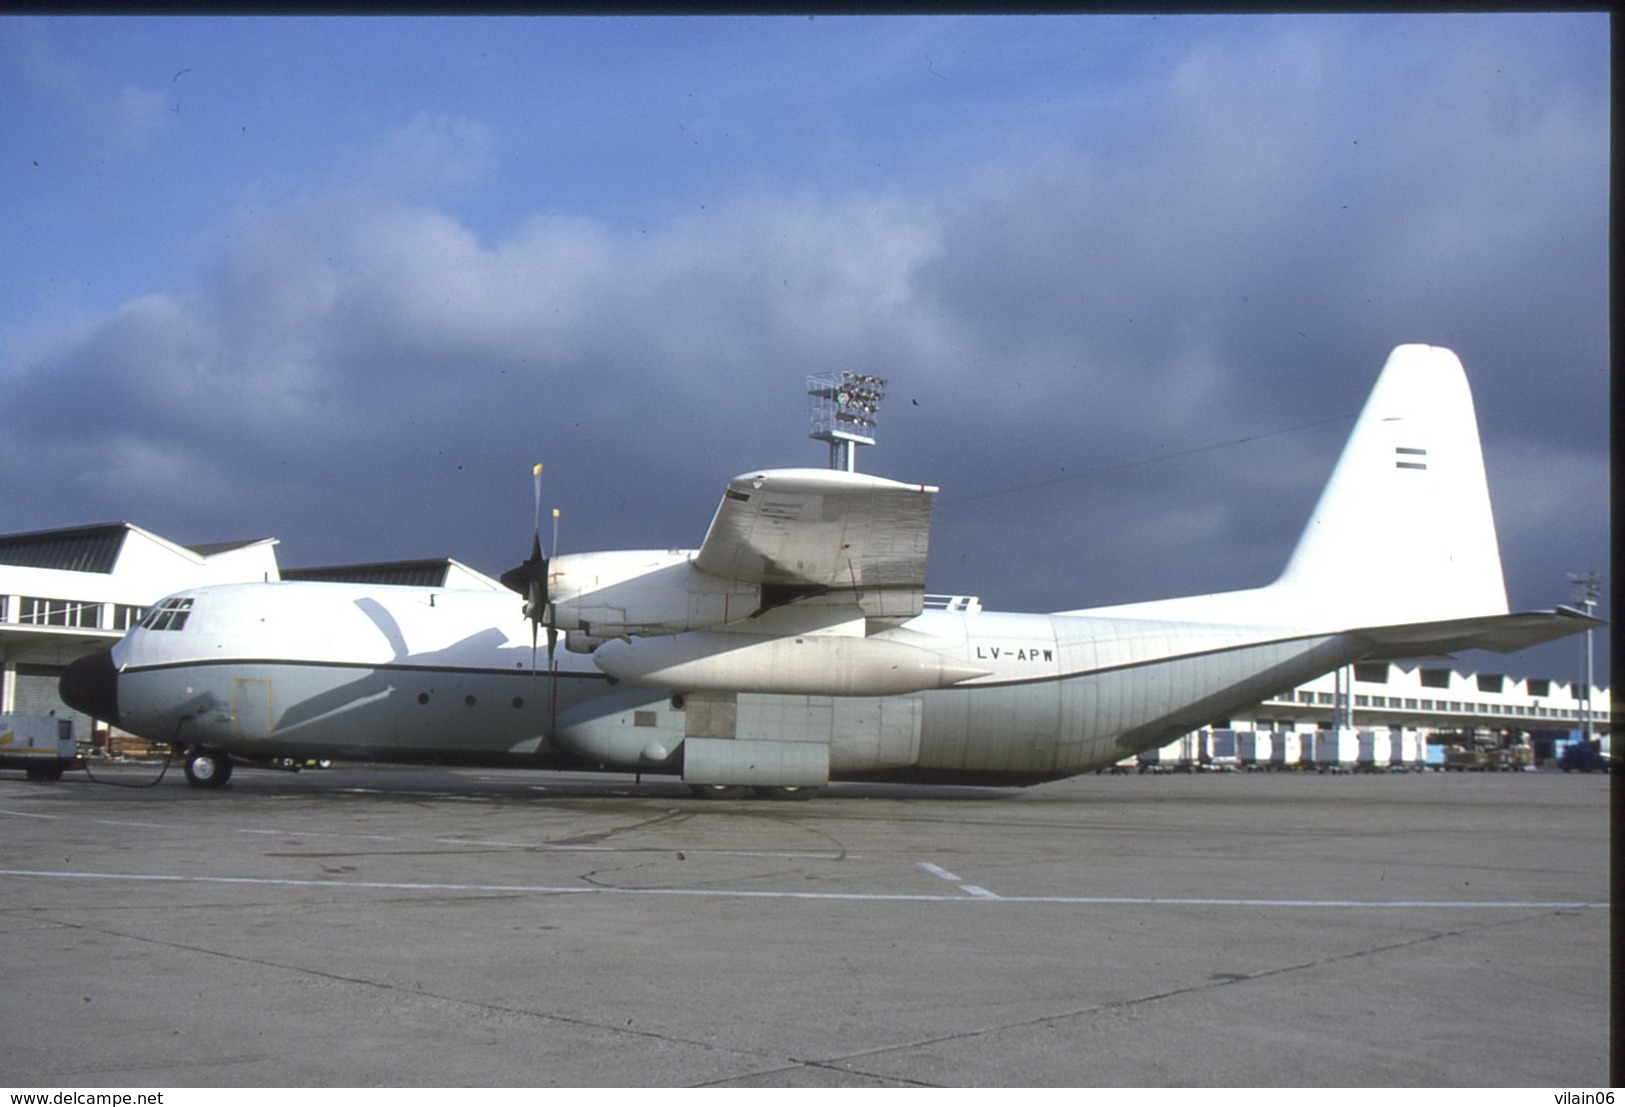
<box><xmin>184</xmin><ymin>747</ymin><xmax>233</xmax><ymax>789</ymax></box>
<box><xmin>752</xmin><ymin>785</ymin><xmax>820</xmax><ymax>801</ymax></box>
<box><xmin>687</xmin><ymin>783</ymin><xmax>750</xmax><ymax>800</ymax></box>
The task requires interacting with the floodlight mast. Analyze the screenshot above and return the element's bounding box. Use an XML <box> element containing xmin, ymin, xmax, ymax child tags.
<box><xmin>1567</xmin><ymin>571</ymin><xmax>1602</xmax><ymax>744</ymax></box>
<box><xmin>807</xmin><ymin>371</ymin><xmax>887</xmax><ymax>472</ymax></box>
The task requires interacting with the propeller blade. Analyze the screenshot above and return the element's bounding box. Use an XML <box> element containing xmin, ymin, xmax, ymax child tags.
<box><xmin>547</xmin><ymin>617</ymin><xmax>560</xmax><ymax>739</ymax></box>
<box><xmin>500</xmin><ymin>463</ymin><xmax>549</xmax><ymax>599</ymax></box>
<box><xmin>500</xmin><ymin>463</ymin><xmax>558</xmax><ymax>687</ymax></box>
<box><xmin>532</xmin><ymin>462</ymin><xmax>544</xmax><ymax>541</ymax></box>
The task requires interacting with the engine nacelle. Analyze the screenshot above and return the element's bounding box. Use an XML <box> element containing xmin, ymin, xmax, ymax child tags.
<box><xmin>548</xmin><ymin>550</ymin><xmax>759</xmax><ymax>640</ymax></box>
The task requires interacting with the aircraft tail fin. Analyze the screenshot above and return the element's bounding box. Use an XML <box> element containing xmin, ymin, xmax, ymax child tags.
<box><xmin>1268</xmin><ymin>344</ymin><xmax>1509</xmax><ymax>626</ymax></box>
<box><xmin>1060</xmin><ymin>345</ymin><xmax>1518</xmax><ymax>635</ymax></box>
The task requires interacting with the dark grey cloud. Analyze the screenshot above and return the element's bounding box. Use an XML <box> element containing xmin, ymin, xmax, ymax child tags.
<box><xmin>3</xmin><ymin>17</ymin><xmax>1606</xmax><ymax>681</ymax></box>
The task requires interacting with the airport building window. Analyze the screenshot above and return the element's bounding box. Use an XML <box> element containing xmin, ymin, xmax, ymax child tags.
<box><xmin>20</xmin><ymin>597</ymin><xmax>100</xmax><ymax>627</ymax></box>
<box><xmin>113</xmin><ymin>604</ymin><xmax>144</xmax><ymax>630</ymax></box>
<box><xmin>139</xmin><ymin>597</ymin><xmax>193</xmax><ymax>631</ymax></box>
<box><xmin>1354</xmin><ymin>663</ymin><xmax>1388</xmax><ymax>684</ymax></box>
<box><xmin>1420</xmin><ymin>669</ymin><xmax>1451</xmax><ymax>689</ymax></box>
<box><xmin>1528</xmin><ymin>679</ymin><xmax>1550</xmax><ymax>697</ymax></box>
<box><xmin>1477</xmin><ymin>674</ymin><xmax>1504</xmax><ymax>694</ymax></box>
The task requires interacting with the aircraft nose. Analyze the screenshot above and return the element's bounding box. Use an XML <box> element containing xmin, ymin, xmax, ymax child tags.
<box><xmin>61</xmin><ymin>650</ymin><xmax>119</xmax><ymax>724</ymax></box>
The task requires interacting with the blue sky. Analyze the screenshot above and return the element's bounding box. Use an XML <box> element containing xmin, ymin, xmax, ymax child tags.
<box><xmin>1</xmin><ymin>13</ymin><xmax>1610</xmax><ymax>681</ymax></box>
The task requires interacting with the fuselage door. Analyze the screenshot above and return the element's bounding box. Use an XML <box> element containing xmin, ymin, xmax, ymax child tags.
<box><xmin>232</xmin><ymin>679</ymin><xmax>274</xmax><ymax>740</ymax></box>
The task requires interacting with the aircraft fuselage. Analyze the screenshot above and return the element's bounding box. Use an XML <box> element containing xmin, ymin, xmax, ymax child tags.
<box><xmin>57</xmin><ymin>346</ymin><xmax>1599</xmax><ymax>794</ymax></box>
<box><xmin>75</xmin><ymin>578</ymin><xmax>1355</xmax><ymax>786</ymax></box>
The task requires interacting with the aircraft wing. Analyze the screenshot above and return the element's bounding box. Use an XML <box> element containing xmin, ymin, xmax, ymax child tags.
<box><xmin>1351</xmin><ymin>606</ymin><xmax>1603</xmax><ymax>659</ymax></box>
<box><xmin>692</xmin><ymin>469</ymin><xmax>938</xmax><ymax>592</ymax></box>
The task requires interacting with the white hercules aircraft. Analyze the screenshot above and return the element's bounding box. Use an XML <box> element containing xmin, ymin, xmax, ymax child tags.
<box><xmin>60</xmin><ymin>345</ymin><xmax>1598</xmax><ymax>797</ymax></box>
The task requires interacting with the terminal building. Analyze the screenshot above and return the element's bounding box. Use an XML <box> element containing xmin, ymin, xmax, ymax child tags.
<box><xmin>2</xmin><ymin>522</ymin><xmax>1610</xmax><ymax>768</ymax></box>
<box><xmin>1</xmin><ymin>523</ymin><xmax>281</xmax><ymax>728</ymax></box>
<box><xmin>1132</xmin><ymin>662</ymin><xmax>1611</xmax><ymax>772</ymax></box>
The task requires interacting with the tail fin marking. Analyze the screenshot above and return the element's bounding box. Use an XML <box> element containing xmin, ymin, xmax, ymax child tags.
<box><xmin>1270</xmin><ymin>343</ymin><xmax>1509</xmax><ymax>626</ymax></box>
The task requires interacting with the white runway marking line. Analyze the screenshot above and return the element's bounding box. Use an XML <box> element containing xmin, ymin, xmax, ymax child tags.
<box><xmin>0</xmin><ymin>868</ymin><xmax>1606</xmax><ymax>909</ymax></box>
<box><xmin>917</xmin><ymin>860</ymin><xmax>1005</xmax><ymax>900</ymax></box>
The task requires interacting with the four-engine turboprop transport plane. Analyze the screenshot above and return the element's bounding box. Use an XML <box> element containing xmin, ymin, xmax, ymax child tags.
<box><xmin>60</xmin><ymin>345</ymin><xmax>1599</xmax><ymax>797</ymax></box>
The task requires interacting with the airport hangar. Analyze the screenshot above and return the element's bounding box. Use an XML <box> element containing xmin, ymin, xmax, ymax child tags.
<box><xmin>1</xmin><ymin>520</ymin><xmax>1610</xmax><ymax>773</ymax></box>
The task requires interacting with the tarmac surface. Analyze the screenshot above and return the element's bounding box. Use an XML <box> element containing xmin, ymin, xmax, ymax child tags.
<box><xmin>0</xmin><ymin>763</ymin><xmax>1610</xmax><ymax>1088</ymax></box>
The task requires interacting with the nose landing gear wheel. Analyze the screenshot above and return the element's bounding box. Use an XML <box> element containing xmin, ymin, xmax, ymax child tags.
<box><xmin>184</xmin><ymin>748</ymin><xmax>233</xmax><ymax>788</ymax></box>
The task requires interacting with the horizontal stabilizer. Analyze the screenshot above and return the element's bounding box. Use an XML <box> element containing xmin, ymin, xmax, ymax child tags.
<box><xmin>1351</xmin><ymin>606</ymin><xmax>1603</xmax><ymax>659</ymax></box>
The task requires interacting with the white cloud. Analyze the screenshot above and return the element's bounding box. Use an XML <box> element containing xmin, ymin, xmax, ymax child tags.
<box><xmin>0</xmin><ymin>20</ymin><xmax>1607</xmax><ymax>655</ymax></box>
<box><xmin>113</xmin><ymin>83</ymin><xmax>168</xmax><ymax>151</ymax></box>
<box><xmin>365</xmin><ymin>112</ymin><xmax>496</xmax><ymax>191</ymax></box>
<box><xmin>13</xmin><ymin>22</ymin><xmax>172</xmax><ymax>153</ymax></box>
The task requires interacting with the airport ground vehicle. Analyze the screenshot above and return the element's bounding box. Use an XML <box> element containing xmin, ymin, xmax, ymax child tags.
<box><xmin>0</xmin><ymin>713</ymin><xmax>82</xmax><ymax>781</ymax></box>
<box><xmin>1557</xmin><ymin>739</ymin><xmax>1612</xmax><ymax>773</ymax></box>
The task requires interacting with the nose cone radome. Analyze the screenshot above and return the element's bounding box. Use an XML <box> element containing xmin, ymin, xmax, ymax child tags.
<box><xmin>60</xmin><ymin>650</ymin><xmax>119</xmax><ymax>723</ymax></box>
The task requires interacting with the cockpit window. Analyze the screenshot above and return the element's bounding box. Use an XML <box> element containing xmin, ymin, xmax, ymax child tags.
<box><xmin>139</xmin><ymin>597</ymin><xmax>194</xmax><ymax>631</ymax></box>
